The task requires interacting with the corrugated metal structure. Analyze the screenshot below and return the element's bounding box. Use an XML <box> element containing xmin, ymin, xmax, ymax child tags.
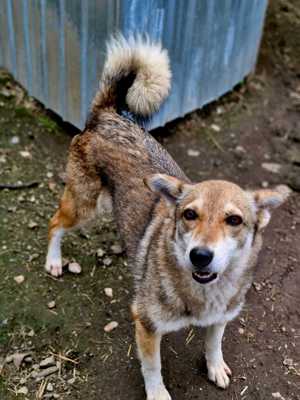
<box><xmin>0</xmin><ymin>0</ymin><xmax>268</xmax><ymax>129</ymax></box>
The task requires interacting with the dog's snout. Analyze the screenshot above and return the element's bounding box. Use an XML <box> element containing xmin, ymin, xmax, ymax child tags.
<box><xmin>190</xmin><ymin>247</ymin><xmax>214</xmax><ymax>268</ymax></box>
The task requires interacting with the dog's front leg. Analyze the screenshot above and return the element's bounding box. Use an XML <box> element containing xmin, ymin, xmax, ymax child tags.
<box><xmin>135</xmin><ymin>318</ymin><xmax>171</xmax><ymax>400</ymax></box>
<box><xmin>205</xmin><ymin>322</ymin><xmax>232</xmax><ymax>389</ymax></box>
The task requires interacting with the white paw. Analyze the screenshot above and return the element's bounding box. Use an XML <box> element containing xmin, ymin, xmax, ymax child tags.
<box><xmin>45</xmin><ymin>258</ymin><xmax>63</xmax><ymax>277</ymax></box>
<box><xmin>207</xmin><ymin>359</ymin><xmax>231</xmax><ymax>389</ymax></box>
<box><xmin>147</xmin><ymin>385</ymin><xmax>171</xmax><ymax>400</ymax></box>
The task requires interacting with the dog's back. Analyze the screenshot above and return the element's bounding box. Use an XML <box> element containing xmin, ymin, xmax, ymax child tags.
<box><xmin>73</xmin><ymin>36</ymin><xmax>187</xmax><ymax>259</ymax></box>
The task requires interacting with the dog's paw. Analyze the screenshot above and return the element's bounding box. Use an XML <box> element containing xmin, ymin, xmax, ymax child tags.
<box><xmin>207</xmin><ymin>359</ymin><xmax>231</xmax><ymax>389</ymax></box>
<box><xmin>147</xmin><ymin>385</ymin><xmax>171</xmax><ymax>400</ymax></box>
<box><xmin>45</xmin><ymin>258</ymin><xmax>63</xmax><ymax>277</ymax></box>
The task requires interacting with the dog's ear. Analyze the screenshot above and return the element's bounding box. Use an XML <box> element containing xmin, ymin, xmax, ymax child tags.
<box><xmin>144</xmin><ymin>174</ymin><xmax>189</xmax><ymax>203</ymax></box>
<box><xmin>250</xmin><ymin>185</ymin><xmax>291</xmax><ymax>230</ymax></box>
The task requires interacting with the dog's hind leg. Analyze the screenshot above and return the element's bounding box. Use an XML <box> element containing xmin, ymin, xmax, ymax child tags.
<box><xmin>205</xmin><ymin>322</ymin><xmax>232</xmax><ymax>389</ymax></box>
<box><xmin>132</xmin><ymin>307</ymin><xmax>171</xmax><ymax>400</ymax></box>
<box><xmin>45</xmin><ymin>186</ymin><xmax>84</xmax><ymax>277</ymax></box>
<box><xmin>45</xmin><ymin>179</ymin><xmax>106</xmax><ymax>277</ymax></box>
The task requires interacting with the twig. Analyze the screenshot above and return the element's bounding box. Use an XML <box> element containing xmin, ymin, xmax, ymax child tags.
<box><xmin>0</xmin><ymin>181</ymin><xmax>39</xmax><ymax>190</ymax></box>
<box><xmin>36</xmin><ymin>379</ymin><xmax>47</xmax><ymax>399</ymax></box>
<box><xmin>206</xmin><ymin>130</ymin><xmax>224</xmax><ymax>152</ymax></box>
<box><xmin>50</xmin><ymin>352</ymin><xmax>79</xmax><ymax>365</ymax></box>
<box><xmin>127</xmin><ymin>344</ymin><xmax>132</xmax><ymax>357</ymax></box>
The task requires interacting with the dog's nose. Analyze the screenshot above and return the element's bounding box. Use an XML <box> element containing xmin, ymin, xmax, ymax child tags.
<box><xmin>190</xmin><ymin>247</ymin><xmax>214</xmax><ymax>268</ymax></box>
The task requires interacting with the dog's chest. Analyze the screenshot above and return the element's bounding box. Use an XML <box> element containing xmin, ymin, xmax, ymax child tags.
<box><xmin>155</xmin><ymin>280</ymin><xmax>243</xmax><ymax>333</ymax></box>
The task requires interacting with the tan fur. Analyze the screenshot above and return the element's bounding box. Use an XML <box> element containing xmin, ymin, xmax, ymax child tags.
<box><xmin>48</xmin><ymin>188</ymin><xmax>77</xmax><ymax>239</ymax></box>
<box><xmin>135</xmin><ymin>315</ymin><xmax>158</xmax><ymax>358</ymax></box>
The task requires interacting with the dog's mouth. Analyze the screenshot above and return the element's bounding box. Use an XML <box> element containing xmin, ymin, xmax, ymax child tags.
<box><xmin>192</xmin><ymin>271</ymin><xmax>218</xmax><ymax>284</ymax></box>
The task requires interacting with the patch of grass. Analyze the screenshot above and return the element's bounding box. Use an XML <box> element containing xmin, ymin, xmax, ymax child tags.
<box><xmin>14</xmin><ymin>106</ymin><xmax>34</xmax><ymax>120</ymax></box>
<box><xmin>0</xmin><ymin>74</ymin><xmax>11</xmax><ymax>86</ymax></box>
<box><xmin>37</xmin><ymin>115</ymin><xmax>58</xmax><ymax>131</ymax></box>
<box><xmin>0</xmin><ymin>323</ymin><xmax>10</xmax><ymax>347</ymax></box>
<box><xmin>0</xmin><ymin>376</ymin><xmax>8</xmax><ymax>396</ymax></box>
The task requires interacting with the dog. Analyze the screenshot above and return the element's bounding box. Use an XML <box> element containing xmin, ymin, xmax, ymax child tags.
<box><xmin>45</xmin><ymin>36</ymin><xmax>290</xmax><ymax>400</ymax></box>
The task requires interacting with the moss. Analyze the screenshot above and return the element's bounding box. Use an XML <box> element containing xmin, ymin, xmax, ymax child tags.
<box><xmin>37</xmin><ymin>115</ymin><xmax>58</xmax><ymax>131</ymax></box>
<box><xmin>14</xmin><ymin>106</ymin><xmax>34</xmax><ymax>120</ymax></box>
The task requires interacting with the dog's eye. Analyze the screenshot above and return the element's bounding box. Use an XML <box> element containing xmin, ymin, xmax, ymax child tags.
<box><xmin>226</xmin><ymin>215</ymin><xmax>243</xmax><ymax>226</ymax></box>
<box><xmin>183</xmin><ymin>209</ymin><xmax>198</xmax><ymax>220</ymax></box>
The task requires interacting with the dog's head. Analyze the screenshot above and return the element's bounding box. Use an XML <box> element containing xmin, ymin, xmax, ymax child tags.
<box><xmin>145</xmin><ymin>174</ymin><xmax>290</xmax><ymax>285</ymax></box>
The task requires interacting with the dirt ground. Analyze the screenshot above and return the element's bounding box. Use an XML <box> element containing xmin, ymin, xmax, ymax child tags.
<box><xmin>0</xmin><ymin>1</ymin><xmax>299</xmax><ymax>399</ymax></box>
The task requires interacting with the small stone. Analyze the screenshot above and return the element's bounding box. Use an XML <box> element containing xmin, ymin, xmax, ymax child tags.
<box><xmin>235</xmin><ymin>145</ymin><xmax>246</xmax><ymax>153</ymax></box>
<box><xmin>261</xmin><ymin>162</ymin><xmax>282</xmax><ymax>174</ymax></box>
<box><xmin>24</xmin><ymin>355</ymin><xmax>33</xmax><ymax>363</ymax></box>
<box><xmin>272</xmin><ymin>393</ymin><xmax>285</xmax><ymax>400</ymax></box>
<box><xmin>103</xmin><ymin>257</ymin><xmax>112</xmax><ymax>267</ymax></box>
<box><xmin>187</xmin><ymin>149</ymin><xmax>200</xmax><ymax>157</ymax></box>
<box><xmin>211</xmin><ymin>124</ymin><xmax>221</xmax><ymax>132</ymax></box>
<box><xmin>14</xmin><ymin>275</ymin><xmax>25</xmax><ymax>284</ymax></box>
<box><xmin>36</xmin><ymin>366</ymin><xmax>59</xmax><ymax>381</ymax></box>
<box><xmin>68</xmin><ymin>262</ymin><xmax>81</xmax><ymax>274</ymax></box>
<box><xmin>17</xmin><ymin>386</ymin><xmax>28</xmax><ymax>395</ymax></box>
<box><xmin>283</xmin><ymin>358</ymin><xmax>293</xmax><ymax>367</ymax></box>
<box><xmin>104</xmin><ymin>321</ymin><xmax>119</xmax><ymax>332</ymax></box>
<box><xmin>10</xmin><ymin>136</ymin><xmax>20</xmax><ymax>144</ymax></box>
<box><xmin>19</xmin><ymin>150</ymin><xmax>31</xmax><ymax>158</ymax></box>
<box><xmin>110</xmin><ymin>244</ymin><xmax>123</xmax><ymax>255</ymax></box>
<box><xmin>46</xmin><ymin>382</ymin><xmax>54</xmax><ymax>392</ymax></box>
<box><xmin>28</xmin><ymin>220</ymin><xmax>38</xmax><ymax>229</ymax></box>
<box><xmin>104</xmin><ymin>288</ymin><xmax>113</xmax><ymax>298</ymax></box>
<box><xmin>238</xmin><ymin>328</ymin><xmax>245</xmax><ymax>335</ymax></box>
<box><xmin>28</xmin><ymin>253</ymin><xmax>39</xmax><ymax>262</ymax></box>
<box><xmin>289</xmin><ymin>91</ymin><xmax>300</xmax><ymax>101</ymax></box>
<box><xmin>5</xmin><ymin>355</ymin><xmax>13</xmax><ymax>363</ymax></box>
<box><xmin>40</xmin><ymin>356</ymin><xmax>55</xmax><ymax>368</ymax></box>
<box><xmin>253</xmin><ymin>282</ymin><xmax>262</xmax><ymax>292</ymax></box>
<box><xmin>261</xmin><ymin>181</ymin><xmax>269</xmax><ymax>188</ymax></box>
<box><xmin>96</xmin><ymin>248</ymin><xmax>105</xmax><ymax>258</ymax></box>
<box><xmin>46</xmin><ymin>172</ymin><xmax>54</xmax><ymax>178</ymax></box>
<box><xmin>12</xmin><ymin>353</ymin><xmax>31</xmax><ymax>369</ymax></box>
<box><xmin>47</xmin><ymin>301</ymin><xmax>56</xmax><ymax>309</ymax></box>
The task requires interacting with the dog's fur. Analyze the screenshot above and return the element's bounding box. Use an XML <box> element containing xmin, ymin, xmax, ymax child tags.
<box><xmin>45</xmin><ymin>36</ymin><xmax>290</xmax><ymax>400</ymax></box>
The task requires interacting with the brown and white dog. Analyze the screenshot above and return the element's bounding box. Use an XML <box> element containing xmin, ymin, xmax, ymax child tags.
<box><xmin>45</xmin><ymin>36</ymin><xmax>290</xmax><ymax>400</ymax></box>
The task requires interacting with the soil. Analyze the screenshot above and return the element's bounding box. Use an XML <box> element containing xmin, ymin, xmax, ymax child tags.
<box><xmin>0</xmin><ymin>1</ymin><xmax>299</xmax><ymax>399</ymax></box>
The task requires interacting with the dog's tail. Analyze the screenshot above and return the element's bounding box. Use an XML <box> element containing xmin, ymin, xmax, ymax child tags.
<box><xmin>90</xmin><ymin>35</ymin><xmax>171</xmax><ymax>123</ymax></box>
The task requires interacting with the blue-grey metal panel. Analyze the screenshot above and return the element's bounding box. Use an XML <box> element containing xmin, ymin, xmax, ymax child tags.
<box><xmin>0</xmin><ymin>0</ymin><xmax>268</xmax><ymax>129</ymax></box>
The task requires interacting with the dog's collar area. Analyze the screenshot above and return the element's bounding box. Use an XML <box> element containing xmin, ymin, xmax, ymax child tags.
<box><xmin>192</xmin><ymin>271</ymin><xmax>218</xmax><ymax>284</ymax></box>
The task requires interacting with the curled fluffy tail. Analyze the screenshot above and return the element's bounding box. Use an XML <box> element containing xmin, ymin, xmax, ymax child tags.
<box><xmin>91</xmin><ymin>35</ymin><xmax>171</xmax><ymax>120</ymax></box>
